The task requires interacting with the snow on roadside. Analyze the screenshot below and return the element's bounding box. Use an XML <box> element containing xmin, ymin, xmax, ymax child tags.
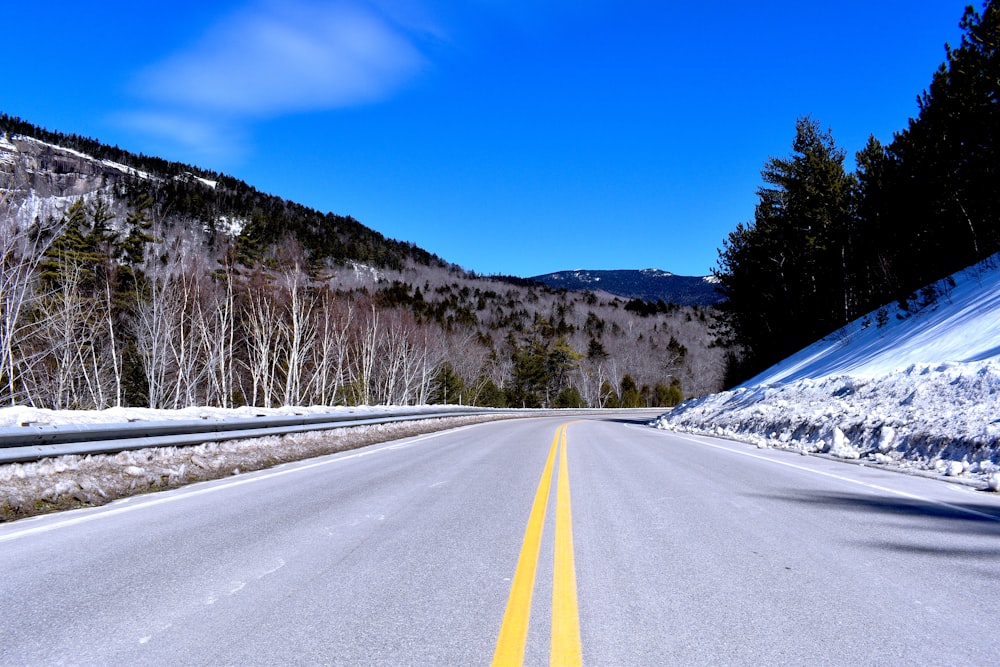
<box><xmin>0</xmin><ymin>403</ymin><xmax>454</xmax><ymax>428</ymax></box>
<box><xmin>655</xmin><ymin>360</ymin><xmax>1000</xmax><ymax>484</ymax></box>
<box><xmin>656</xmin><ymin>254</ymin><xmax>1000</xmax><ymax>489</ymax></box>
<box><xmin>0</xmin><ymin>414</ymin><xmax>509</xmax><ymax>522</ymax></box>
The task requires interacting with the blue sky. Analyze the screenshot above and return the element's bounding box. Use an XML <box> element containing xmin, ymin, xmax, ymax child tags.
<box><xmin>3</xmin><ymin>1</ymin><xmax>972</xmax><ymax>277</ymax></box>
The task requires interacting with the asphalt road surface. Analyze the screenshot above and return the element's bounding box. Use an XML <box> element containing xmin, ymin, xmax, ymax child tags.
<box><xmin>3</xmin><ymin>414</ymin><xmax>1000</xmax><ymax>665</ymax></box>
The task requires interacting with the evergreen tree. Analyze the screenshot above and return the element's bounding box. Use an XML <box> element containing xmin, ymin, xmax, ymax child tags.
<box><xmin>554</xmin><ymin>385</ymin><xmax>584</xmax><ymax>409</ymax></box>
<box><xmin>431</xmin><ymin>362</ymin><xmax>465</xmax><ymax>404</ymax></box>
<box><xmin>39</xmin><ymin>199</ymin><xmax>105</xmax><ymax>290</ymax></box>
<box><xmin>508</xmin><ymin>335</ymin><xmax>548</xmax><ymax>408</ymax></box>
<box><xmin>882</xmin><ymin>1</ymin><xmax>1000</xmax><ymax>291</ymax></box>
<box><xmin>120</xmin><ymin>193</ymin><xmax>155</xmax><ymax>269</ymax></box>
<box><xmin>654</xmin><ymin>379</ymin><xmax>684</xmax><ymax>407</ymax></box>
<box><xmin>473</xmin><ymin>377</ymin><xmax>507</xmax><ymax>408</ymax></box>
<box><xmin>619</xmin><ymin>374</ymin><xmax>642</xmax><ymax>408</ymax></box>
<box><xmin>716</xmin><ymin>117</ymin><xmax>856</xmax><ymax>382</ymax></box>
<box><xmin>546</xmin><ymin>335</ymin><xmax>580</xmax><ymax>402</ymax></box>
<box><xmin>853</xmin><ymin>136</ymin><xmax>897</xmax><ymax>307</ymax></box>
<box><xmin>587</xmin><ymin>337</ymin><xmax>608</xmax><ymax>360</ymax></box>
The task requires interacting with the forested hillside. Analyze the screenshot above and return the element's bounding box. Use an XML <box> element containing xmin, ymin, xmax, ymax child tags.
<box><xmin>530</xmin><ymin>269</ymin><xmax>724</xmax><ymax>307</ymax></box>
<box><xmin>0</xmin><ymin>117</ymin><xmax>725</xmax><ymax>411</ymax></box>
<box><xmin>715</xmin><ymin>2</ymin><xmax>1000</xmax><ymax>385</ymax></box>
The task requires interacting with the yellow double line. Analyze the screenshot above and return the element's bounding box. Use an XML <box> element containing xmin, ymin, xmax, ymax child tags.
<box><xmin>492</xmin><ymin>423</ymin><xmax>581</xmax><ymax>666</ymax></box>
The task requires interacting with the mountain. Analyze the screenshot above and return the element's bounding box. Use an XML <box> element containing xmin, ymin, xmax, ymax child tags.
<box><xmin>530</xmin><ymin>269</ymin><xmax>724</xmax><ymax>307</ymax></box>
<box><xmin>0</xmin><ymin>113</ymin><xmax>729</xmax><ymax>410</ymax></box>
<box><xmin>0</xmin><ymin>113</ymin><xmax>444</xmax><ymax>273</ymax></box>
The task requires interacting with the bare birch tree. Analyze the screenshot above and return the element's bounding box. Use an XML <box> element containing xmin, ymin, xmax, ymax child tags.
<box><xmin>131</xmin><ymin>270</ymin><xmax>180</xmax><ymax>409</ymax></box>
<box><xmin>0</xmin><ymin>213</ymin><xmax>64</xmax><ymax>405</ymax></box>
<box><xmin>243</xmin><ymin>287</ymin><xmax>283</xmax><ymax>408</ymax></box>
<box><xmin>351</xmin><ymin>304</ymin><xmax>380</xmax><ymax>405</ymax></box>
<box><xmin>308</xmin><ymin>291</ymin><xmax>353</xmax><ymax>406</ymax></box>
<box><xmin>197</xmin><ymin>256</ymin><xmax>238</xmax><ymax>408</ymax></box>
<box><xmin>276</xmin><ymin>266</ymin><xmax>315</xmax><ymax>407</ymax></box>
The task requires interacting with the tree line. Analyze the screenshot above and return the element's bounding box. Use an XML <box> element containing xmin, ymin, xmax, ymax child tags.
<box><xmin>0</xmin><ymin>192</ymin><xmax>711</xmax><ymax>410</ymax></box>
<box><xmin>715</xmin><ymin>2</ymin><xmax>1000</xmax><ymax>384</ymax></box>
<box><xmin>3</xmin><ymin>83</ymin><xmax>727</xmax><ymax>410</ymax></box>
<box><xmin>0</xmin><ymin>197</ymin><xmax>461</xmax><ymax>410</ymax></box>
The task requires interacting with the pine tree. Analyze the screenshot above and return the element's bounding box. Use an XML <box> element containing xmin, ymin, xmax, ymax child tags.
<box><xmin>554</xmin><ymin>385</ymin><xmax>584</xmax><ymax>408</ymax></box>
<box><xmin>120</xmin><ymin>193</ymin><xmax>155</xmax><ymax>269</ymax></box>
<box><xmin>654</xmin><ymin>379</ymin><xmax>684</xmax><ymax>407</ymax></box>
<box><xmin>619</xmin><ymin>374</ymin><xmax>642</xmax><ymax>408</ymax></box>
<box><xmin>431</xmin><ymin>362</ymin><xmax>465</xmax><ymax>404</ymax></box>
<box><xmin>716</xmin><ymin>117</ymin><xmax>856</xmax><ymax>382</ymax></box>
<box><xmin>853</xmin><ymin>136</ymin><xmax>897</xmax><ymax>306</ymax></box>
<box><xmin>38</xmin><ymin>199</ymin><xmax>104</xmax><ymax>290</ymax></box>
<box><xmin>883</xmin><ymin>1</ymin><xmax>1000</xmax><ymax>291</ymax></box>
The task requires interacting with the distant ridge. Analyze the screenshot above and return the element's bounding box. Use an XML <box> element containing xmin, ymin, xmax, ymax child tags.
<box><xmin>530</xmin><ymin>269</ymin><xmax>724</xmax><ymax>307</ymax></box>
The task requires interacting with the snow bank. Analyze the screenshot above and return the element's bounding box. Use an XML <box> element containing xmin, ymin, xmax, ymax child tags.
<box><xmin>0</xmin><ymin>404</ymin><xmax>454</xmax><ymax>428</ymax></box>
<box><xmin>657</xmin><ymin>254</ymin><xmax>1000</xmax><ymax>488</ymax></box>
<box><xmin>0</xmin><ymin>413</ymin><xmax>508</xmax><ymax>522</ymax></box>
<box><xmin>656</xmin><ymin>360</ymin><xmax>1000</xmax><ymax>483</ymax></box>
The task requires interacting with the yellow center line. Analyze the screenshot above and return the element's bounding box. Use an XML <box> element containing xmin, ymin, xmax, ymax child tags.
<box><xmin>492</xmin><ymin>423</ymin><xmax>582</xmax><ymax>667</ymax></box>
<box><xmin>552</xmin><ymin>425</ymin><xmax>582</xmax><ymax>666</ymax></box>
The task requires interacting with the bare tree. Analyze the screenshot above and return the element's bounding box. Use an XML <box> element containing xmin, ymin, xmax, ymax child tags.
<box><xmin>351</xmin><ymin>304</ymin><xmax>380</xmax><ymax>405</ymax></box>
<box><xmin>276</xmin><ymin>266</ymin><xmax>316</xmax><ymax>407</ymax></box>
<box><xmin>23</xmin><ymin>256</ymin><xmax>111</xmax><ymax>409</ymax></box>
<box><xmin>0</xmin><ymin>215</ymin><xmax>64</xmax><ymax>405</ymax></box>
<box><xmin>243</xmin><ymin>286</ymin><xmax>283</xmax><ymax>408</ymax></box>
<box><xmin>308</xmin><ymin>290</ymin><xmax>353</xmax><ymax>406</ymax></box>
<box><xmin>200</xmin><ymin>255</ymin><xmax>238</xmax><ymax>408</ymax></box>
<box><xmin>132</xmin><ymin>269</ymin><xmax>180</xmax><ymax>408</ymax></box>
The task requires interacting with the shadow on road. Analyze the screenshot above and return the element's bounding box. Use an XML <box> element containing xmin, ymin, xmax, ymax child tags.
<box><xmin>754</xmin><ymin>489</ymin><xmax>1000</xmax><ymax>527</ymax></box>
<box><xmin>599</xmin><ymin>417</ymin><xmax>659</xmax><ymax>426</ymax></box>
<box><xmin>752</xmin><ymin>491</ymin><xmax>1000</xmax><ymax>536</ymax></box>
<box><xmin>750</xmin><ymin>490</ymin><xmax>1000</xmax><ymax>567</ymax></box>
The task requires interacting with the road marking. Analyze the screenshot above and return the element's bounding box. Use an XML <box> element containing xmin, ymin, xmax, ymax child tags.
<box><xmin>492</xmin><ymin>426</ymin><xmax>559</xmax><ymax>666</ymax></box>
<box><xmin>552</xmin><ymin>424</ymin><xmax>582</xmax><ymax>666</ymax></box>
<box><xmin>492</xmin><ymin>423</ymin><xmax>582</xmax><ymax>667</ymax></box>
<box><xmin>668</xmin><ymin>432</ymin><xmax>1000</xmax><ymax>522</ymax></box>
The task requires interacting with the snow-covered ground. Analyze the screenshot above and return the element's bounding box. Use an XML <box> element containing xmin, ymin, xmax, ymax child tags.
<box><xmin>0</xmin><ymin>403</ymin><xmax>451</xmax><ymax>428</ymax></box>
<box><xmin>656</xmin><ymin>254</ymin><xmax>1000</xmax><ymax>490</ymax></box>
<box><xmin>0</xmin><ymin>414</ymin><xmax>508</xmax><ymax>521</ymax></box>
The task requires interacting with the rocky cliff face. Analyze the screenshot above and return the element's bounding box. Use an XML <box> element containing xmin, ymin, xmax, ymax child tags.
<box><xmin>3</xmin><ymin>133</ymin><xmax>137</xmax><ymax>192</ymax></box>
<box><xmin>1</xmin><ymin>133</ymin><xmax>131</xmax><ymax>227</ymax></box>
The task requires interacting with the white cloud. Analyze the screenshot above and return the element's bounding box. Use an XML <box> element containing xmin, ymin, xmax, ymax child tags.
<box><xmin>114</xmin><ymin>110</ymin><xmax>248</xmax><ymax>164</ymax></box>
<box><xmin>134</xmin><ymin>1</ymin><xmax>428</xmax><ymax>116</ymax></box>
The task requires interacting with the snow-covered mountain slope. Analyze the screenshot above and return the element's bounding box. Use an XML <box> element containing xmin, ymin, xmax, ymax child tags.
<box><xmin>656</xmin><ymin>254</ymin><xmax>1000</xmax><ymax>489</ymax></box>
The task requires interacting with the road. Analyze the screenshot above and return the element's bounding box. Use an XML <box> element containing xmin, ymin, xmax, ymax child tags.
<box><xmin>2</xmin><ymin>414</ymin><xmax>1000</xmax><ymax>665</ymax></box>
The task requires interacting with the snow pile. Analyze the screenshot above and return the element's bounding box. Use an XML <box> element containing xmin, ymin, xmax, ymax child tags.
<box><xmin>657</xmin><ymin>362</ymin><xmax>1000</xmax><ymax>479</ymax></box>
<box><xmin>656</xmin><ymin>254</ymin><xmax>1000</xmax><ymax>487</ymax></box>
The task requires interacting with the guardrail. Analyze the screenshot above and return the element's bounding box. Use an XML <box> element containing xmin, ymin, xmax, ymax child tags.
<box><xmin>0</xmin><ymin>409</ymin><xmax>506</xmax><ymax>464</ymax></box>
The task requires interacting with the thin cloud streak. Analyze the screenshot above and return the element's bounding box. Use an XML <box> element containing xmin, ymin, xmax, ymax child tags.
<box><xmin>134</xmin><ymin>1</ymin><xmax>428</xmax><ymax>116</ymax></box>
<box><xmin>113</xmin><ymin>110</ymin><xmax>249</xmax><ymax>165</ymax></box>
